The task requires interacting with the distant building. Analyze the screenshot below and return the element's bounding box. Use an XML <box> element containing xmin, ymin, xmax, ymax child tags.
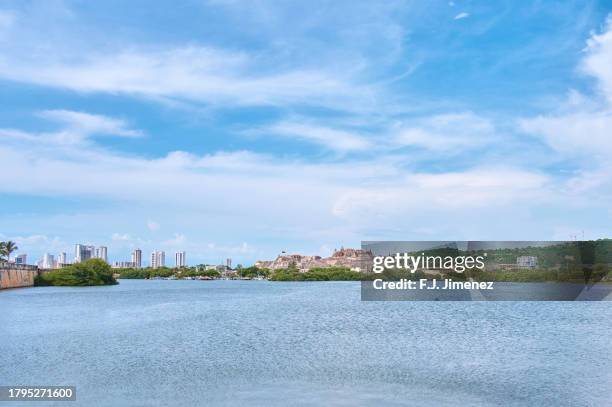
<box><xmin>58</xmin><ymin>252</ymin><xmax>67</xmax><ymax>264</ymax></box>
<box><xmin>175</xmin><ymin>251</ymin><xmax>186</xmax><ymax>268</ymax></box>
<box><xmin>75</xmin><ymin>244</ymin><xmax>95</xmax><ymax>263</ymax></box>
<box><xmin>131</xmin><ymin>249</ymin><xmax>142</xmax><ymax>268</ymax></box>
<box><xmin>226</xmin><ymin>258</ymin><xmax>232</xmax><ymax>269</ymax></box>
<box><xmin>113</xmin><ymin>261</ymin><xmax>136</xmax><ymax>269</ymax></box>
<box><xmin>15</xmin><ymin>254</ymin><xmax>27</xmax><ymax>265</ymax></box>
<box><xmin>95</xmin><ymin>246</ymin><xmax>108</xmax><ymax>262</ymax></box>
<box><xmin>151</xmin><ymin>251</ymin><xmax>165</xmax><ymax>268</ymax></box>
<box><xmin>517</xmin><ymin>256</ymin><xmax>538</xmax><ymax>269</ymax></box>
<box><xmin>40</xmin><ymin>253</ymin><xmax>55</xmax><ymax>269</ymax></box>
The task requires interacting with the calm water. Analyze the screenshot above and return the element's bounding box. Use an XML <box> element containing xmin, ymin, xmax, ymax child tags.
<box><xmin>1</xmin><ymin>280</ymin><xmax>611</xmax><ymax>406</ymax></box>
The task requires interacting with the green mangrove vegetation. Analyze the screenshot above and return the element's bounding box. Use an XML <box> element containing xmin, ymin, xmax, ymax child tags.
<box><xmin>116</xmin><ymin>266</ymin><xmax>221</xmax><ymax>279</ymax></box>
<box><xmin>269</xmin><ymin>267</ymin><xmax>364</xmax><ymax>281</ymax></box>
<box><xmin>35</xmin><ymin>258</ymin><xmax>118</xmax><ymax>286</ymax></box>
<box><xmin>236</xmin><ymin>266</ymin><xmax>269</xmax><ymax>279</ymax></box>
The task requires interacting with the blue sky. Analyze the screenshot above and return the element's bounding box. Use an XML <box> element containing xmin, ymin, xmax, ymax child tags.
<box><xmin>1</xmin><ymin>0</ymin><xmax>612</xmax><ymax>266</ymax></box>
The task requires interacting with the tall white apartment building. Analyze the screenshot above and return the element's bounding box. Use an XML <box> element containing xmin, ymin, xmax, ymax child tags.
<box><xmin>175</xmin><ymin>251</ymin><xmax>186</xmax><ymax>268</ymax></box>
<box><xmin>95</xmin><ymin>246</ymin><xmax>108</xmax><ymax>262</ymax></box>
<box><xmin>41</xmin><ymin>253</ymin><xmax>55</xmax><ymax>269</ymax></box>
<box><xmin>131</xmin><ymin>249</ymin><xmax>142</xmax><ymax>268</ymax></box>
<box><xmin>58</xmin><ymin>252</ymin><xmax>67</xmax><ymax>265</ymax></box>
<box><xmin>75</xmin><ymin>244</ymin><xmax>95</xmax><ymax>263</ymax></box>
<box><xmin>151</xmin><ymin>251</ymin><xmax>165</xmax><ymax>268</ymax></box>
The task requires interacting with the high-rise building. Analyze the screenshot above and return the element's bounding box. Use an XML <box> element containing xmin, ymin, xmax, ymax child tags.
<box><xmin>75</xmin><ymin>244</ymin><xmax>95</xmax><ymax>263</ymax></box>
<box><xmin>15</xmin><ymin>254</ymin><xmax>27</xmax><ymax>265</ymax></box>
<box><xmin>41</xmin><ymin>253</ymin><xmax>55</xmax><ymax>269</ymax></box>
<box><xmin>175</xmin><ymin>251</ymin><xmax>186</xmax><ymax>268</ymax></box>
<box><xmin>58</xmin><ymin>252</ymin><xmax>67</xmax><ymax>265</ymax></box>
<box><xmin>95</xmin><ymin>246</ymin><xmax>108</xmax><ymax>262</ymax></box>
<box><xmin>131</xmin><ymin>249</ymin><xmax>142</xmax><ymax>268</ymax></box>
<box><xmin>151</xmin><ymin>251</ymin><xmax>165</xmax><ymax>268</ymax></box>
<box><xmin>226</xmin><ymin>258</ymin><xmax>232</xmax><ymax>269</ymax></box>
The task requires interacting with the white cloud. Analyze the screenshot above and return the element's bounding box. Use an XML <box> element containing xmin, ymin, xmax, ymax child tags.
<box><xmin>582</xmin><ymin>16</ymin><xmax>612</xmax><ymax>104</ymax></box>
<box><xmin>0</xmin><ymin>46</ymin><xmax>378</xmax><ymax>111</ymax></box>
<box><xmin>262</xmin><ymin>121</ymin><xmax>373</xmax><ymax>152</ymax></box>
<box><xmin>40</xmin><ymin>110</ymin><xmax>142</xmax><ymax>138</ymax></box>
<box><xmin>0</xmin><ymin>128</ymin><xmax>39</xmax><ymax>141</ymax></box>
<box><xmin>0</xmin><ymin>110</ymin><xmax>142</xmax><ymax>146</ymax></box>
<box><xmin>520</xmin><ymin>111</ymin><xmax>612</xmax><ymax>158</ymax></box>
<box><xmin>521</xmin><ymin>18</ymin><xmax>612</xmax><ymax>161</ymax></box>
<box><xmin>518</xmin><ymin>18</ymin><xmax>612</xmax><ymax>206</ymax></box>
<box><xmin>0</xmin><ymin>0</ymin><xmax>411</xmax><ymax>115</ymax></box>
<box><xmin>2</xmin><ymin>234</ymin><xmax>65</xmax><ymax>256</ymax></box>
<box><xmin>332</xmin><ymin>167</ymin><xmax>550</xmax><ymax>220</ymax></box>
<box><xmin>454</xmin><ymin>12</ymin><xmax>469</xmax><ymax>20</ymax></box>
<box><xmin>0</xmin><ymin>119</ymin><xmax>555</xmax><ymax>220</ymax></box>
<box><xmin>253</xmin><ymin>112</ymin><xmax>496</xmax><ymax>154</ymax></box>
<box><xmin>393</xmin><ymin>112</ymin><xmax>495</xmax><ymax>152</ymax></box>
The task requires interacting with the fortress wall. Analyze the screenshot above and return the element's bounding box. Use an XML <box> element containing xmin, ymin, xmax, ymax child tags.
<box><xmin>0</xmin><ymin>263</ymin><xmax>39</xmax><ymax>289</ymax></box>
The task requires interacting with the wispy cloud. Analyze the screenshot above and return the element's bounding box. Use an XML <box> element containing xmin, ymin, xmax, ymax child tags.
<box><xmin>581</xmin><ymin>15</ymin><xmax>612</xmax><ymax>103</ymax></box>
<box><xmin>0</xmin><ymin>110</ymin><xmax>142</xmax><ymax>146</ymax></box>
<box><xmin>392</xmin><ymin>112</ymin><xmax>495</xmax><ymax>152</ymax></box>
<box><xmin>40</xmin><ymin>110</ymin><xmax>142</xmax><ymax>138</ymax></box>
<box><xmin>259</xmin><ymin>121</ymin><xmax>373</xmax><ymax>152</ymax></box>
<box><xmin>0</xmin><ymin>46</ymin><xmax>381</xmax><ymax>112</ymax></box>
<box><xmin>454</xmin><ymin>12</ymin><xmax>469</xmax><ymax>20</ymax></box>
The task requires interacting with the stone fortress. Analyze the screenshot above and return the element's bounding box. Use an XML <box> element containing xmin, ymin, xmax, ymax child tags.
<box><xmin>256</xmin><ymin>247</ymin><xmax>374</xmax><ymax>273</ymax></box>
<box><xmin>0</xmin><ymin>262</ymin><xmax>40</xmax><ymax>289</ymax></box>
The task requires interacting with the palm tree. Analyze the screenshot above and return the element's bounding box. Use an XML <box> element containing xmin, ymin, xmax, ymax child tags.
<box><xmin>3</xmin><ymin>241</ymin><xmax>18</xmax><ymax>262</ymax></box>
<box><xmin>0</xmin><ymin>242</ymin><xmax>5</xmax><ymax>261</ymax></box>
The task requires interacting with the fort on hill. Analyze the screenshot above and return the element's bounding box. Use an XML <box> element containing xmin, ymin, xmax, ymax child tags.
<box><xmin>255</xmin><ymin>247</ymin><xmax>374</xmax><ymax>273</ymax></box>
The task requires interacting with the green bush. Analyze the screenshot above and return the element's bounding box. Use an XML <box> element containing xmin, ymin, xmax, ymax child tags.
<box><xmin>237</xmin><ymin>266</ymin><xmax>269</xmax><ymax>279</ymax></box>
<box><xmin>35</xmin><ymin>258</ymin><xmax>118</xmax><ymax>286</ymax></box>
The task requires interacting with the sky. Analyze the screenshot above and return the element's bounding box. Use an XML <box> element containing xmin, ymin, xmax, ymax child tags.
<box><xmin>1</xmin><ymin>0</ymin><xmax>612</xmax><ymax>266</ymax></box>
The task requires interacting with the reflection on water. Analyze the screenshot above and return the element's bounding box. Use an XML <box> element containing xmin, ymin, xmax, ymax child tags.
<box><xmin>1</xmin><ymin>280</ymin><xmax>611</xmax><ymax>406</ymax></box>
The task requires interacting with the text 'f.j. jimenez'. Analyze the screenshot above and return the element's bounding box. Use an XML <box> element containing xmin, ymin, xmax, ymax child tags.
<box><xmin>372</xmin><ymin>279</ymin><xmax>494</xmax><ymax>290</ymax></box>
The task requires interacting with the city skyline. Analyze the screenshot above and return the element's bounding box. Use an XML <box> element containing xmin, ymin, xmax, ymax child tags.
<box><xmin>25</xmin><ymin>245</ymin><xmax>197</xmax><ymax>269</ymax></box>
<box><xmin>19</xmin><ymin>242</ymin><xmax>371</xmax><ymax>269</ymax></box>
<box><xmin>2</xmin><ymin>1</ymin><xmax>612</xmax><ymax>265</ymax></box>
